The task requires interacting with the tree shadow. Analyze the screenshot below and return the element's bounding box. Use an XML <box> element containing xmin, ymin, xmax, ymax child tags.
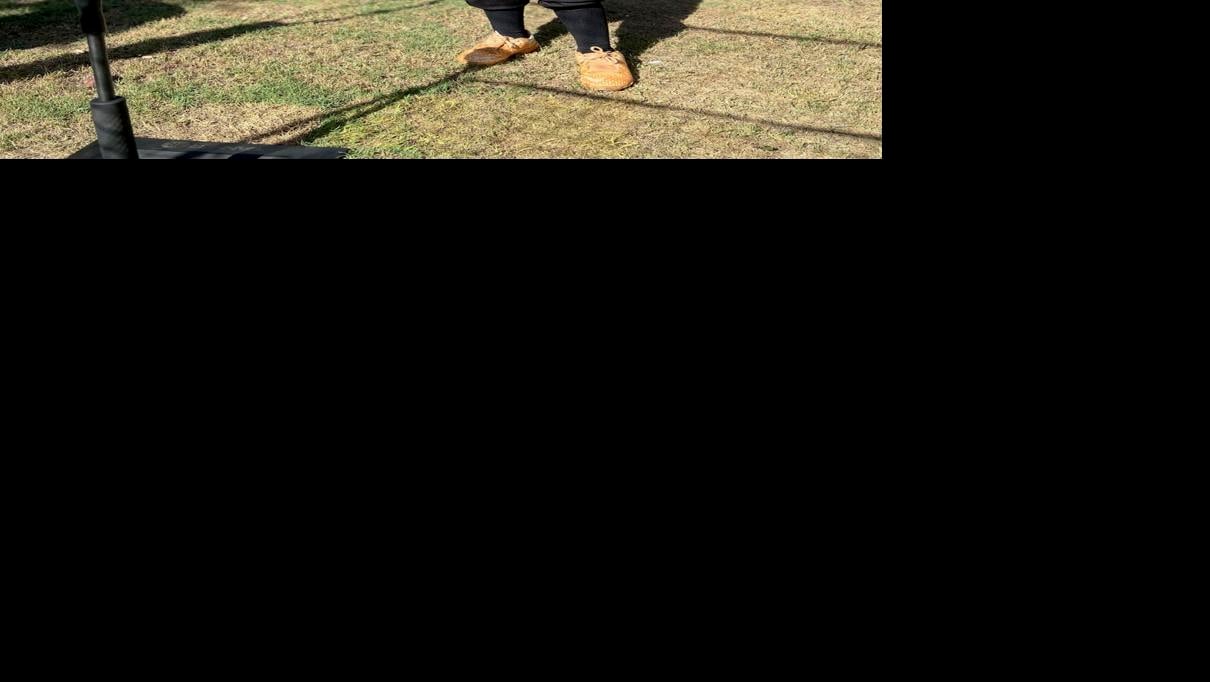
<box><xmin>1</xmin><ymin>4</ymin><xmax>425</xmax><ymax>85</ymax></box>
<box><xmin>0</xmin><ymin>20</ymin><xmax>284</xmax><ymax>84</ymax></box>
<box><xmin>0</xmin><ymin>0</ymin><xmax>186</xmax><ymax>51</ymax></box>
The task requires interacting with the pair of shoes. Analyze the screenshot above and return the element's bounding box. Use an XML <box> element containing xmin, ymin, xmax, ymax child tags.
<box><xmin>457</xmin><ymin>34</ymin><xmax>635</xmax><ymax>92</ymax></box>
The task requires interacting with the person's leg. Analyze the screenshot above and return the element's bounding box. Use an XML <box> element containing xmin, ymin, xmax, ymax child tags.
<box><xmin>466</xmin><ymin>0</ymin><xmax>529</xmax><ymax>36</ymax></box>
<box><xmin>544</xmin><ymin>1</ymin><xmax>611</xmax><ymax>53</ymax></box>
<box><xmin>484</xmin><ymin>8</ymin><xmax>528</xmax><ymax>38</ymax></box>
<box><xmin>460</xmin><ymin>0</ymin><xmax>540</xmax><ymax>66</ymax></box>
<box><xmin>539</xmin><ymin>0</ymin><xmax>633</xmax><ymax>91</ymax></box>
<box><xmin>483</xmin><ymin>6</ymin><xmax>529</xmax><ymax>38</ymax></box>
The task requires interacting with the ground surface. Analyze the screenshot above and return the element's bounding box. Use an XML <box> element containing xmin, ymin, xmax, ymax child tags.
<box><xmin>0</xmin><ymin>0</ymin><xmax>882</xmax><ymax>158</ymax></box>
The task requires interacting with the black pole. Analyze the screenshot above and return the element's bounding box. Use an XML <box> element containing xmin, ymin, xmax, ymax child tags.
<box><xmin>84</xmin><ymin>33</ymin><xmax>116</xmax><ymax>101</ymax></box>
<box><xmin>74</xmin><ymin>0</ymin><xmax>138</xmax><ymax>158</ymax></box>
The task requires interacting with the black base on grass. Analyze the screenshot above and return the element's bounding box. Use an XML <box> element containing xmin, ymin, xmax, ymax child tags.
<box><xmin>69</xmin><ymin>138</ymin><xmax>349</xmax><ymax>159</ymax></box>
<box><xmin>71</xmin><ymin>0</ymin><xmax>347</xmax><ymax>160</ymax></box>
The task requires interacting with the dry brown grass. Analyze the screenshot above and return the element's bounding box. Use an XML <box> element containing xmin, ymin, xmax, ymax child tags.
<box><xmin>0</xmin><ymin>0</ymin><xmax>881</xmax><ymax>158</ymax></box>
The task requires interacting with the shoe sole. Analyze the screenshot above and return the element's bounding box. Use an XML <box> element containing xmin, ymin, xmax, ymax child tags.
<box><xmin>457</xmin><ymin>44</ymin><xmax>540</xmax><ymax>66</ymax></box>
<box><xmin>581</xmin><ymin>80</ymin><xmax>635</xmax><ymax>92</ymax></box>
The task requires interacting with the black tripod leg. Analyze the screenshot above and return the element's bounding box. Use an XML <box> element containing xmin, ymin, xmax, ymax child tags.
<box><xmin>74</xmin><ymin>0</ymin><xmax>138</xmax><ymax>158</ymax></box>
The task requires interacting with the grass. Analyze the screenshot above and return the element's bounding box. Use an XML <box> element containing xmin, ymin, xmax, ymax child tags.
<box><xmin>0</xmin><ymin>0</ymin><xmax>882</xmax><ymax>158</ymax></box>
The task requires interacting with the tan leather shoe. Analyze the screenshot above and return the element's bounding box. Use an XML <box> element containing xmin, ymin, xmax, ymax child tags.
<box><xmin>457</xmin><ymin>32</ymin><xmax>540</xmax><ymax>66</ymax></box>
<box><xmin>575</xmin><ymin>47</ymin><xmax>635</xmax><ymax>91</ymax></box>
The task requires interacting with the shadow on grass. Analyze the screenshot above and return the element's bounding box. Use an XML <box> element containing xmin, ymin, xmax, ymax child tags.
<box><xmin>307</xmin><ymin>1</ymin><xmax>444</xmax><ymax>25</ymax></box>
<box><xmin>0</xmin><ymin>20</ymin><xmax>285</xmax><ymax>84</ymax></box>
<box><xmin>241</xmin><ymin>66</ymin><xmax>476</xmax><ymax>146</ymax></box>
<box><xmin>0</xmin><ymin>3</ymin><xmax>429</xmax><ymax>85</ymax></box>
<box><xmin>682</xmin><ymin>25</ymin><xmax>881</xmax><ymax>49</ymax></box>
<box><xmin>468</xmin><ymin>77</ymin><xmax>882</xmax><ymax>141</ymax></box>
<box><xmin>242</xmin><ymin>64</ymin><xmax>878</xmax><ymax>155</ymax></box>
<box><xmin>612</xmin><ymin>0</ymin><xmax>703</xmax><ymax>62</ymax></box>
<box><xmin>0</xmin><ymin>0</ymin><xmax>185</xmax><ymax>51</ymax></box>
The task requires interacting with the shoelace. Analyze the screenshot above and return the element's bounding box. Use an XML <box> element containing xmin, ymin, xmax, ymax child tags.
<box><xmin>585</xmin><ymin>46</ymin><xmax>620</xmax><ymax>64</ymax></box>
<box><xmin>481</xmin><ymin>33</ymin><xmax>528</xmax><ymax>50</ymax></box>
